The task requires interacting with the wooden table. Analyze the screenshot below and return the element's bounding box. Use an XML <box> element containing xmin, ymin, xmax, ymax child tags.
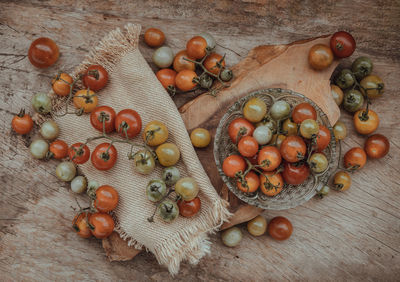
<box><xmin>1</xmin><ymin>1</ymin><xmax>399</xmax><ymax>280</ymax></box>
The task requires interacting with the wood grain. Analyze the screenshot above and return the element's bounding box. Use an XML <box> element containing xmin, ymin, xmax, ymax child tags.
<box><xmin>1</xmin><ymin>0</ymin><xmax>400</xmax><ymax>281</ymax></box>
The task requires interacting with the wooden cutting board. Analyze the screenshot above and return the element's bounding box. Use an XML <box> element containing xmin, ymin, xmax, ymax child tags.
<box><xmin>103</xmin><ymin>35</ymin><xmax>340</xmax><ymax>260</ymax></box>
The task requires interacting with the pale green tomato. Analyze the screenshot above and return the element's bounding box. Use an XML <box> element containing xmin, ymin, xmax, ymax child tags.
<box><xmin>175</xmin><ymin>177</ymin><xmax>199</xmax><ymax>201</ymax></box>
<box><xmin>157</xmin><ymin>199</ymin><xmax>179</xmax><ymax>223</ymax></box>
<box><xmin>253</xmin><ymin>125</ymin><xmax>272</xmax><ymax>145</ymax></box>
<box><xmin>29</xmin><ymin>139</ymin><xmax>49</xmax><ymax>159</ymax></box>
<box><xmin>198</xmin><ymin>32</ymin><xmax>216</xmax><ymax>50</ymax></box>
<box><xmin>300</xmin><ymin>119</ymin><xmax>319</xmax><ymax>139</ymax></box>
<box><xmin>87</xmin><ymin>180</ymin><xmax>99</xmax><ymax>198</ymax></box>
<box><xmin>71</xmin><ymin>176</ymin><xmax>87</xmax><ymax>194</ymax></box>
<box><xmin>40</xmin><ymin>120</ymin><xmax>59</xmax><ymax>140</ymax></box>
<box><xmin>309</xmin><ymin>153</ymin><xmax>328</xmax><ymax>173</ymax></box>
<box><xmin>32</xmin><ymin>93</ymin><xmax>52</xmax><ymax>114</ymax></box>
<box><xmin>162</xmin><ymin>166</ymin><xmax>180</xmax><ymax>186</ymax></box>
<box><xmin>56</xmin><ymin>161</ymin><xmax>76</xmax><ymax>182</ymax></box>
<box><xmin>146</xmin><ymin>179</ymin><xmax>167</xmax><ymax>202</ymax></box>
<box><xmin>270</xmin><ymin>100</ymin><xmax>290</xmax><ymax>120</ymax></box>
<box><xmin>221</xmin><ymin>226</ymin><xmax>242</xmax><ymax>247</ymax></box>
<box><xmin>133</xmin><ymin>150</ymin><xmax>155</xmax><ymax>175</ymax></box>
<box><xmin>152</xmin><ymin>46</ymin><xmax>174</xmax><ymax>68</ymax></box>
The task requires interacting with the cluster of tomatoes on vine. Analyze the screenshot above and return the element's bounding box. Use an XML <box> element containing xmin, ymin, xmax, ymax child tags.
<box><xmin>144</xmin><ymin>28</ymin><xmax>233</xmax><ymax>96</ymax></box>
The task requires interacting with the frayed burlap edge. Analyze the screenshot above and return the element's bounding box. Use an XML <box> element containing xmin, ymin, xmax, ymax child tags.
<box><xmin>45</xmin><ymin>23</ymin><xmax>232</xmax><ymax>275</ymax></box>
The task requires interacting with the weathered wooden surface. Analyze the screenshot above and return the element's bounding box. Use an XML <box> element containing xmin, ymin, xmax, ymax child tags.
<box><xmin>1</xmin><ymin>0</ymin><xmax>400</xmax><ymax>281</ymax></box>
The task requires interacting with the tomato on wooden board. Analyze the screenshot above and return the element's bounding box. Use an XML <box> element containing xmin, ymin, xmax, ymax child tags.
<box><xmin>330</xmin><ymin>31</ymin><xmax>356</xmax><ymax>58</ymax></box>
<box><xmin>69</xmin><ymin>143</ymin><xmax>90</xmax><ymax>164</ymax></box>
<box><xmin>238</xmin><ymin>136</ymin><xmax>259</xmax><ymax>157</ymax></box>
<box><xmin>222</xmin><ymin>155</ymin><xmax>246</xmax><ymax>178</ymax></box>
<box><xmin>282</xmin><ymin>161</ymin><xmax>310</xmax><ymax>185</ymax></box>
<box><xmin>343</xmin><ymin>147</ymin><xmax>367</xmax><ymax>170</ymax></box>
<box><xmin>228</xmin><ymin>117</ymin><xmax>255</xmax><ymax>143</ymax></box>
<box><xmin>73</xmin><ymin>212</ymin><xmax>92</xmax><ymax>239</ymax></box>
<box><xmin>11</xmin><ymin>110</ymin><xmax>33</xmax><ymax>135</ymax></box>
<box><xmin>237</xmin><ymin>171</ymin><xmax>260</xmax><ymax>193</ymax></box>
<box><xmin>94</xmin><ymin>185</ymin><xmax>119</xmax><ymax>213</ymax></box>
<box><xmin>89</xmin><ymin>213</ymin><xmax>115</xmax><ymax>239</ymax></box>
<box><xmin>186</xmin><ymin>36</ymin><xmax>207</xmax><ymax>59</ymax></box>
<box><xmin>82</xmin><ymin>65</ymin><xmax>109</xmax><ymax>91</ymax></box>
<box><xmin>280</xmin><ymin>135</ymin><xmax>307</xmax><ymax>163</ymax></box>
<box><xmin>115</xmin><ymin>109</ymin><xmax>142</xmax><ymax>139</ymax></box>
<box><xmin>49</xmin><ymin>140</ymin><xmax>68</xmax><ymax>159</ymax></box>
<box><xmin>315</xmin><ymin>125</ymin><xmax>331</xmax><ymax>152</ymax></box>
<box><xmin>177</xmin><ymin>197</ymin><xmax>201</xmax><ymax>217</ymax></box>
<box><xmin>364</xmin><ymin>134</ymin><xmax>390</xmax><ymax>159</ymax></box>
<box><xmin>90</xmin><ymin>106</ymin><xmax>116</xmax><ymax>133</ymax></box>
<box><xmin>257</xmin><ymin>146</ymin><xmax>282</xmax><ymax>171</ymax></box>
<box><xmin>204</xmin><ymin>53</ymin><xmax>225</xmax><ymax>75</ymax></box>
<box><xmin>291</xmin><ymin>103</ymin><xmax>317</xmax><ymax>124</ymax></box>
<box><xmin>173</xmin><ymin>50</ymin><xmax>196</xmax><ymax>72</ymax></box>
<box><xmin>156</xmin><ymin>68</ymin><xmax>177</xmax><ymax>89</ymax></box>
<box><xmin>259</xmin><ymin>172</ymin><xmax>284</xmax><ymax>196</ymax></box>
<box><xmin>52</xmin><ymin>73</ymin><xmax>73</xmax><ymax>96</ymax></box>
<box><xmin>144</xmin><ymin>28</ymin><xmax>165</xmax><ymax>47</ymax></box>
<box><xmin>333</xmin><ymin>171</ymin><xmax>351</xmax><ymax>191</ymax></box>
<box><xmin>175</xmin><ymin>70</ymin><xmax>198</xmax><ymax>92</ymax></box>
<box><xmin>28</xmin><ymin>37</ymin><xmax>59</xmax><ymax>68</ymax></box>
<box><xmin>267</xmin><ymin>216</ymin><xmax>293</xmax><ymax>241</ymax></box>
<box><xmin>91</xmin><ymin>143</ymin><xmax>118</xmax><ymax>171</ymax></box>
<box><xmin>308</xmin><ymin>44</ymin><xmax>333</xmax><ymax>70</ymax></box>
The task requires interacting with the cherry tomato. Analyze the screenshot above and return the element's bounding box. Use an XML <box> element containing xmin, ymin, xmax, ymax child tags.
<box><xmin>309</xmin><ymin>153</ymin><xmax>328</xmax><ymax>173</ymax></box>
<box><xmin>158</xmin><ymin>199</ymin><xmax>179</xmax><ymax>223</ymax></box>
<box><xmin>291</xmin><ymin>103</ymin><xmax>317</xmax><ymax>124</ymax></box>
<box><xmin>243</xmin><ymin>97</ymin><xmax>268</xmax><ymax>123</ymax></box>
<box><xmin>300</xmin><ymin>119</ymin><xmax>319</xmax><ymax>139</ymax></box>
<box><xmin>175</xmin><ymin>70</ymin><xmax>198</xmax><ymax>91</ymax></box>
<box><xmin>90</xmin><ymin>106</ymin><xmax>116</xmax><ymax>133</ymax></box>
<box><xmin>308</xmin><ymin>44</ymin><xmax>333</xmax><ymax>70</ymax></box>
<box><xmin>259</xmin><ymin>172</ymin><xmax>284</xmax><ymax>196</ymax></box>
<box><xmin>186</xmin><ymin>36</ymin><xmax>207</xmax><ymax>59</ymax></box>
<box><xmin>330</xmin><ymin>31</ymin><xmax>356</xmax><ymax>58</ymax></box>
<box><xmin>89</xmin><ymin>212</ymin><xmax>115</xmax><ymax>239</ymax></box>
<box><xmin>280</xmin><ymin>136</ymin><xmax>307</xmax><ymax>163</ymax></box>
<box><xmin>360</xmin><ymin>75</ymin><xmax>385</xmax><ymax>99</ymax></box>
<box><xmin>69</xmin><ymin>143</ymin><xmax>90</xmax><ymax>164</ymax></box>
<box><xmin>237</xmin><ymin>171</ymin><xmax>260</xmax><ymax>193</ymax></box>
<box><xmin>115</xmin><ymin>109</ymin><xmax>142</xmax><ymax>138</ymax></box>
<box><xmin>173</xmin><ymin>50</ymin><xmax>196</xmax><ymax>72</ymax></box>
<box><xmin>343</xmin><ymin>89</ymin><xmax>364</xmax><ymax>113</ymax></box>
<box><xmin>222</xmin><ymin>155</ymin><xmax>246</xmax><ymax>178</ymax></box>
<box><xmin>282</xmin><ymin>118</ymin><xmax>298</xmax><ymax>136</ymax></box>
<box><xmin>364</xmin><ymin>134</ymin><xmax>390</xmax><ymax>159</ymax></box>
<box><xmin>52</xmin><ymin>73</ymin><xmax>73</xmax><ymax>96</ymax></box>
<box><xmin>282</xmin><ymin>162</ymin><xmax>310</xmax><ymax>185</ymax></box>
<box><xmin>11</xmin><ymin>110</ymin><xmax>33</xmax><ymax>135</ymax></box>
<box><xmin>143</xmin><ymin>120</ymin><xmax>169</xmax><ymax>146</ymax></box>
<box><xmin>152</xmin><ymin>46</ymin><xmax>174</xmax><ymax>68</ymax></box>
<box><xmin>253</xmin><ymin>125</ymin><xmax>273</xmax><ymax>145</ymax></box>
<box><xmin>91</xmin><ymin>143</ymin><xmax>118</xmax><ymax>171</ymax></box>
<box><xmin>333</xmin><ymin>171</ymin><xmax>351</xmax><ymax>191</ymax></box>
<box><xmin>175</xmin><ymin>177</ymin><xmax>199</xmax><ymax>201</ymax></box>
<box><xmin>144</xmin><ymin>28</ymin><xmax>165</xmax><ymax>47</ymax></box>
<box><xmin>94</xmin><ymin>185</ymin><xmax>119</xmax><ymax>212</ymax></box>
<box><xmin>49</xmin><ymin>140</ymin><xmax>68</xmax><ymax>159</ymax></box>
<box><xmin>228</xmin><ymin>117</ymin><xmax>255</xmax><ymax>143</ymax></box>
<box><xmin>73</xmin><ymin>89</ymin><xmax>98</xmax><ymax>113</ymax></box>
<box><xmin>156</xmin><ymin>143</ymin><xmax>180</xmax><ymax>167</ymax></box>
<box><xmin>258</xmin><ymin>146</ymin><xmax>282</xmax><ymax>171</ymax></box>
<box><xmin>343</xmin><ymin>147</ymin><xmax>367</xmax><ymax>170</ymax></box>
<box><xmin>353</xmin><ymin>109</ymin><xmax>379</xmax><ymax>135</ymax></box>
<box><xmin>247</xmin><ymin>215</ymin><xmax>267</xmax><ymax>236</ymax></box>
<box><xmin>28</xmin><ymin>37</ymin><xmax>59</xmax><ymax>68</ymax></box>
<box><xmin>82</xmin><ymin>65</ymin><xmax>109</xmax><ymax>91</ymax></box>
<box><xmin>267</xmin><ymin>216</ymin><xmax>293</xmax><ymax>241</ymax></box>
<box><xmin>238</xmin><ymin>136</ymin><xmax>259</xmax><ymax>157</ymax></box>
<box><xmin>269</xmin><ymin>134</ymin><xmax>286</xmax><ymax>149</ymax></box>
<box><xmin>32</xmin><ymin>92</ymin><xmax>52</xmax><ymax>114</ymax></box>
<box><xmin>204</xmin><ymin>53</ymin><xmax>225</xmax><ymax>75</ymax></box>
<box><xmin>177</xmin><ymin>197</ymin><xmax>201</xmax><ymax>217</ymax></box>
<box><xmin>331</xmin><ymin>84</ymin><xmax>344</xmax><ymax>106</ymax></box>
<box><xmin>352</xmin><ymin>57</ymin><xmax>373</xmax><ymax>81</ymax></box>
<box><xmin>156</xmin><ymin>68</ymin><xmax>177</xmax><ymax>89</ymax></box>
<box><xmin>335</xmin><ymin>69</ymin><xmax>355</xmax><ymax>89</ymax></box>
<box><xmin>221</xmin><ymin>226</ymin><xmax>242</xmax><ymax>247</ymax></box>
<box><xmin>134</xmin><ymin>149</ymin><xmax>155</xmax><ymax>175</ymax></box>
<box><xmin>73</xmin><ymin>212</ymin><xmax>92</xmax><ymax>238</ymax></box>
<box><xmin>270</xmin><ymin>100</ymin><xmax>291</xmax><ymax>121</ymax></box>
<box><xmin>315</xmin><ymin>125</ymin><xmax>331</xmax><ymax>152</ymax></box>
<box><xmin>190</xmin><ymin>128</ymin><xmax>211</xmax><ymax>148</ymax></box>
<box><xmin>333</xmin><ymin>121</ymin><xmax>347</xmax><ymax>141</ymax></box>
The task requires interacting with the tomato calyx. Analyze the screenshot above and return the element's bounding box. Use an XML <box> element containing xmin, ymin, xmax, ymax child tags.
<box><xmin>17</xmin><ymin>108</ymin><xmax>26</xmax><ymax>118</ymax></box>
<box><xmin>87</xmin><ymin>69</ymin><xmax>100</xmax><ymax>80</ymax></box>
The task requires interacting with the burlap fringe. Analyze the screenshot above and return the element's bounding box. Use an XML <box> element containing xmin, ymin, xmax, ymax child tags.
<box><xmin>45</xmin><ymin>23</ymin><xmax>232</xmax><ymax>275</ymax></box>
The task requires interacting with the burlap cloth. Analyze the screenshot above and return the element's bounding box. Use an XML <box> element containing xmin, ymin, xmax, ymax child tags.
<box><xmin>51</xmin><ymin>23</ymin><xmax>231</xmax><ymax>274</ymax></box>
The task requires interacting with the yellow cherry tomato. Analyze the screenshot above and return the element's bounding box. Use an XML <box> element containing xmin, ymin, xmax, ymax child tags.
<box><xmin>190</xmin><ymin>128</ymin><xmax>211</xmax><ymax>148</ymax></box>
<box><xmin>143</xmin><ymin>121</ymin><xmax>169</xmax><ymax>146</ymax></box>
<box><xmin>156</xmin><ymin>143</ymin><xmax>180</xmax><ymax>167</ymax></box>
<box><xmin>243</xmin><ymin>97</ymin><xmax>267</xmax><ymax>123</ymax></box>
<box><xmin>73</xmin><ymin>89</ymin><xmax>98</xmax><ymax>113</ymax></box>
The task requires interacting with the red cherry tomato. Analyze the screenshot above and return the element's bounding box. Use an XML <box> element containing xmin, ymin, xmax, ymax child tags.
<box><xmin>49</xmin><ymin>140</ymin><xmax>68</xmax><ymax>159</ymax></box>
<box><xmin>330</xmin><ymin>31</ymin><xmax>356</xmax><ymax>58</ymax></box>
<box><xmin>94</xmin><ymin>185</ymin><xmax>119</xmax><ymax>213</ymax></box>
<box><xmin>69</xmin><ymin>143</ymin><xmax>90</xmax><ymax>164</ymax></box>
<box><xmin>89</xmin><ymin>212</ymin><xmax>115</xmax><ymax>239</ymax></box>
<box><xmin>315</xmin><ymin>125</ymin><xmax>331</xmax><ymax>152</ymax></box>
<box><xmin>364</xmin><ymin>134</ymin><xmax>390</xmax><ymax>159</ymax></box>
<box><xmin>282</xmin><ymin>161</ymin><xmax>310</xmax><ymax>185</ymax></box>
<box><xmin>238</xmin><ymin>136</ymin><xmax>259</xmax><ymax>157</ymax></box>
<box><xmin>228</xmin><ymin>117</ymin><xmax>255</xmax><ymax>143</ymax></box>
<box><xmin>222</xmin><ymin>155</ymin><xmax>246</xmax><ymax>178</ymax></box>
<box><xmin>343</xmin><ymin>147</ymin><xmax>367</xmax><ymax>170</ymax></box>
<box><xmin>115</xmin><ymin>109</ymin><xmax>142</xmax><ymax>138</ymax></box>
<box><xmin>291</xmin><ymin>103</ymin><xmax>317</xmax><ymax>124</ymax></box>
<box><xmin>82</xmin><ymin>65</ymin><xmax>109</xmax><ymax>91</ymax></box>
<box><xmin>11</xmin><ymin>110</ymin><xmax>33</xmax><ymax>135</ymax></box>
<box><xmin>177</xmin><ymin>197</ymin><xmax>201</xmax><ymax>217</ymax></box>
<box><xmin>90</xmin><ymin>106</ymin><xmax>116</xmax><ymax>134</ymax></box>
<box><xmin>156</xmin><ymin>68</ymin><xmax>177</xmax><ymax>89</ymax></box>
<box><xmin>186</xmin><ymin>36</ymin><xmax>207</xmax><ymax>59</ymax></box>
<box><xmin>257</xmin><ymin>146</ymin><xmax>282</xmax><ymax>172</ymax></box>
<box><xmin>28</xmin><ymin>37</ymin><xmax>59</xmax><ymax>68</ymax></box>
<box><xmin>280</xmin><ymin>136</ymin><xmax>307</xmax><ymax>163</ymax></box>
<box><xmin>91</xmin><ymin>143</ymin><xmax>118</xmax><ymax>171</ymax></box>
<box><xmin>267</xmin><ymin>216</ymin><xmax>293</xmax><ymax>241</ymax></box>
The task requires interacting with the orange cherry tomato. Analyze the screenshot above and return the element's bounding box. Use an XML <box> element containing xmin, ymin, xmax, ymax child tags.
<box><xmin>52</xmin><ymin>73</ymin><xmax>73</xmax><ymax>96</ymax></box>
<box><xmin>222</xmin><ymin>155</ymin><xmax>246</xmax><ymax>178</ymax></box>
<box><xmin>237</xmin><ymin>171</ymin><xmax>260</xmax><ymax>193</ymax></box>
<box><xmin>69</xmin><ymin>143</ymin><xmax>90</xmax><ymax>164</ymax></box>
<box><xmin>177</xmin><ymin>197</ymin><xmax>201</xmax><ymax>217</ymax></box>
<box><xmin>238</xmin><ymin>136</ymin><xmax>259</xmax><ymax>157</ymax></box>
<box><xmin>228</xmin><ymin>117</ymin><xmax>255</xmax><ymax>143</ymax></box>
<box><xmin>144</xmin><ymin>28</ymin><xmax>165</xmax><ymax>47</ymax></box>
<box><xmin>91</xmin><ymin>143</ymin><xmax>118</xmax><ymax>171</ymax></box>
<box><xmin>49</xmin><ymin>140</ymin><xmax>68</xmax><ymax>159</ymax></box>
<box><xmin>280</xmin><ymin>136</ymin><xmax>307</xmax><ymax>162</ymax></box>
<box><xmin>259</xmin><ymin>172</ymin><xmax>284</xmax><ymax>196</ymax></box>
<box><xmin>364</xmin><ymin>134</ymin><xmax>390</xmax><ymax>159</ymax></box>
<box><xmin>94</xmin><ymin>185</ymin><xmax>119</xmax><ymax>213</ymax></box>
<box><xmin>308</xmin><ymin>44</ymin><xmax>333</xmax><ymax>70</ymax></box>
<box><xmin>28</xmin><ymin>37</ymin><xmax>59</xmax><ymax>68</ymax></box>
<box><xmin>204</xmin><ymin>53</ymin><xmax>225</xmax><ymax>75</ymax></box>
<box><xmin>73</xmin><ymin>89</ymin><xmax>98</xmax><ymax>113</ymax></box>
<box><xmin>267</xmin><ymin>216</ymin><xmax>293</xmax><ymax>241</ymax></box>
<box><xmin>343</xmin><ymin>147</ymin><xmax>367</xmax><ymax>170</ymax></box>
<box><xmin>315</xmin><ymin>125</ymin><xmax>331</xmax><ymax>152</ymax></box>
<box><xmin>257</xmin><ymin>146</ymin><xmax>282</xmax><ymax>171</ymax></box>
<box><xmin>282</xmin><ymin>161</ymin><xmax>310</xmax><ymax>185</ymax></box>
<box><xmin>292</xmin><ymin>103</ymin><xmax>317</xmax><ymax>124</ymax></box>
<box><xmin>11</xmin><ymin>110</ymin><xmax>33</xmax><ymax>135</ymax></box>
<box><xmin>173</xmin><ymin>50</ymin><xmax>196</xmax><ymax>72</ymax></box>
<box><xmin>73</xmin><ymin>212</ymin><xmax>92</xmax><ymax>238</ymax></box>
<box><xmin>89</xmin><ymin>212</ymin><xmax>114</xmax><ymax>239</ymax></box>
<box><xmin>156</xmin><ymin>68</ymin><xmax>177</xmax><ymax>89</ymax></box>
<box><xmin>186</xmin><ymin>36</ymin><xmax>207</xmax><ymax>59</ymax></box>
<box><xmin>175</xmin><ymin>69</ymin><xmax>198</xmax><ymax>91</ymax></box>
<box><xmin>353</xmin><ymin>109</ymin><xmax>379</xmax><ymax>135</ymax></box>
